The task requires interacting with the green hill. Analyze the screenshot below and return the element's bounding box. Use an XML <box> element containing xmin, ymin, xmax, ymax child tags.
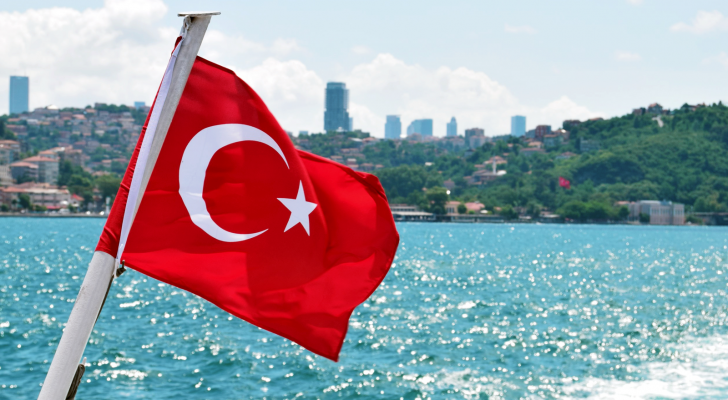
<box><xmin>358</xmin><ymin>103</ymin><xmax>728</xmax><ymax>220</ymax></box>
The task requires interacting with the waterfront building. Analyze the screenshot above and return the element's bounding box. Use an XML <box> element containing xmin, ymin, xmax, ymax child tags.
<box><xmin>9</xmin><ymin>76</ymin><xmax>29</xmax><ymax>115</ymax></box>
<box><xmin>385</xmin><ymin>115</ymin><xmax>402</xmax><ymax>139</ymax></box>
<box><xmin>324</xmin><ymin>82</ymin><xmax>350</xmax><ymax>132</ymax></box>
<box><xmin>0</xmin><ymin>182</ymin><xmax>72</xmax><ymax>210</ymax></box>
<box><xmin>446</xmin><ymin>117</ymin><xmax>457</xmax><ymax>137</ymax></box>
<box><xmin>511</xmin><ymin>115</ymin><xmax>526</xmax><ymax>137</ymax></box>
<box><xmin>389</xmin><ymin>204</ymin><xmax>435</xmax><ymax>221</ymax></box>
<box><xmin>628</xmin><ymin>201</ymin><xmax>685</xmax><ymax>225</ymax></box>
<box><xmin>407</xmin><ymin>119</ymin><xmax>433</xmax><ymax>137</ymax></box>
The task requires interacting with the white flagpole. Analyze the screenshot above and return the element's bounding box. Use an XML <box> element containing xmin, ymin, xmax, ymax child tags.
<box><xmin>37</xmin><ymin>12</ymin><xmax>219</xmax><ymax>400</ymax></box>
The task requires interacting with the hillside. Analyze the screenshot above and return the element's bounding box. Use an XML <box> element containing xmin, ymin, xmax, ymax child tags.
<box><xmin>350</xmin><ymin>103</ymin><xmax>728</xmax><ymax>220</ymax></box>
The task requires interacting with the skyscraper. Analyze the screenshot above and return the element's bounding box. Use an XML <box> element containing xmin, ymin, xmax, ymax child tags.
<box><xmin>511</xmin><ymin>115</ymin><xmax>526</xmax><ymax>137</ymax></box>
<box><xmin>406</xmin><ymin>119</ymin><xmax>433</xmax><ymax>136</ymax></box>
<box><xmin>385</xmin><ymin>115</ymin><xmax>402</xmax><ymax>139</ymax></box>
<box><xmin>324</xmin><ymin>82</ymin><xmax>350</xmax><ymax>132</ymax></box>
<box><xmin>446</xmin><ymin>117</ymin><xmax>457</xmax><ymax>136</ymax></box>
<box><xmin>9</xmin><ymin>76</ymin><xmax>29</xmax><ymax>115</ymax></box>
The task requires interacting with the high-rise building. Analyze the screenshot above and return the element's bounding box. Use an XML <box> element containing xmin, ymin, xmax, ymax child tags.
<box><xmin>349</xmin><ymin>117</ymin><xmax>353</xmax><ymax>131</ymax></box>
<box><xmin>385</xmin><ymin>115</ymin><xmax>402</xmax><ymax>139</ymax></box>
<box><xmin>134</xmin><ymin>101</ymin><xmax>146</xmax><ymax>109</ymax></box>
<box><xmin>299</xmin><ymin>130</ymin><xmax>309</xmax><ymax>136</ymax></box>
<box><xmin>9</xmin><ymin>76</ymin><xmax>29</xmax><ymax>115</ymax></box>
<box><xmin>511</xmin><ymin>115</ymin><xmax>526</xmax><ymax>137</ymax></box>
<box><xmin>406</xmin><ymin>119</ymin><xmax>433</xmax><ymax>136</ymax></box>
<box><xmin>324</xmin><ymin>82</ymin><xmax>350</xmax><ymax>132</ymax></box>
<box><xmin>446</xmin><ymin>117</ymin><xmax>457</xmax><ymax>137</ymax></box>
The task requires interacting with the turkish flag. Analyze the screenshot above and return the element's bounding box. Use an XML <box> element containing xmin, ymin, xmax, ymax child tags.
<box><xmin>96</xmin><ymin>56</ymin><xmax>399</xmax><ymax>361</ymax></box>
<box><xmin>559</xmin><ymin>176</ymin><xmax>571</xmax><ymax>190</ymax></box>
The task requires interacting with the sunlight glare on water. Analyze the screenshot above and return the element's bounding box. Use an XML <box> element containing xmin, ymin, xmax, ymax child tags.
<box><xmin>1</xmin><ymin>218</ymin><xmax>728</xmax><ymax>399</ymax></box>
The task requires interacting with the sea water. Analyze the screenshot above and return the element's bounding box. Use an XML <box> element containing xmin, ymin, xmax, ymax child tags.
<box><xmin>2</xmin><ymin>219</ymin><xmax>728</xmax><ymax>399</ymax></box>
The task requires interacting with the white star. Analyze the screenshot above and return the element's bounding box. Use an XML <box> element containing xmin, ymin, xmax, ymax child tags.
<box><xmin>278</xmin><ymin>181</ymin><xmax>318</xmax><ymax>235</ymax></box>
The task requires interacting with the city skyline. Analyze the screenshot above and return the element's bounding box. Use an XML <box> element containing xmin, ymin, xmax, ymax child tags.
<box><xmin>1</xmin><ymin>1</ymin><xmax>727</xmax><ymax>137</ymax></box>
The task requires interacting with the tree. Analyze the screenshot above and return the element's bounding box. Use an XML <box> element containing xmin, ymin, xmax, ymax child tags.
<box><xmin>499</xmin><ymin>205</ymin><xmax>518</xmax><ymax>220</ymax></box>
<box><xmin>18</xmin><ymin>193</ymin><xmax>31</xmax><ymax>210</ymax></box>
<box><xmin>426</xmin><ymin>187</ymin><xmax>449</xmax><ymax>215</ymax></box>
<box><xmin>526</xmin><ymin>201</ymin><xmax>541</xmax><ymax>218</ymax></box>
<box><xmin>617</xmin><ymin>206</ymin><xmax>629</xmax><ymax>220</ymax></box>
<box><xmin>639</xmin><ymin>213</ymin><xmax>650</xmax><ymax>223</ymax></box>
<box><xmin>457</xmin><ymin>203</ymin><xmax>467</xmax><ymax>214</ymax></box>
<box><xmin>558</xmin><ymin>200</ymin><xmax>586</xmax><ymax>221</ymax></box>
<box><xmin>96</xmin><ymin>174</ymin><xmax>122</xmax><ymax>201</ymax></box>
<box><xmin>375</xmin><ymin>165</ymin><xmax>442</xmax><ymax>200</ymax></box>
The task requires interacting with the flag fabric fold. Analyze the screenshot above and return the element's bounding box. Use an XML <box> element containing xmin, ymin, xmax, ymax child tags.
<box><xmin>96</xmin><ymin>54</ymin><xmax>399</xmax><ymax>361</ymax></box>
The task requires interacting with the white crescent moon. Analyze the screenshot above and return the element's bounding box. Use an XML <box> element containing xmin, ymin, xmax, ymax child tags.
<box><xmin>178</xmin><ymin>123</ymin><xmax>289</xmax><ymax>242</ymax></box>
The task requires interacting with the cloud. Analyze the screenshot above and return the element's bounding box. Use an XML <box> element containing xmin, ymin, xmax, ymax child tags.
<box><xmin>504</xmin><ymin>24</ymin><xmax>536</xmax><ymax>34</ymax></box>
<box><xmin>0</xmin><ymin>0</ymin><xmax>301</xmax><ymax>114</ymax></box>
<box><xmin>234</xmin><ymin>58</ymin><xmax>324</xmax><ymax>134</ymax></box>
<box><xmin>535</xmin><ymin>96</ymin><xmax>602</xmax><ymax>126</ymax></box>
<box><xmin>615</xmin><ymin>51</ymin><xmax>641</xmax><ymax>61</ymax></box>
<box><xmin>670</xmin><ymin>10</ymin><xmax>728</xmax><ymax>34</ymax></box>
<box><xmin>335</xmin><ymin>54</ymin><xmax>600</xmax><ymax>137</ymax></box>
<box><xmin>351</xmin><ymin>46</ymin><xmax>372</xmax><ymax>55</ymax></box>
<box><xmin>0</xmin><ymin>1</ymin><xmax>600</xmax><ymax>138</ymax></box>
<box><xmin>703</xmin><ymin>52</ymin><xmax>728</xmax><ymax>68</ymax></box>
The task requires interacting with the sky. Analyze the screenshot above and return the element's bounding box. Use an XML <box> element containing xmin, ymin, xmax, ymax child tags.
<box><xmin>0</xmin><ymin>0</ymin><xmax>727</xmax><ymax>137</ymax></box>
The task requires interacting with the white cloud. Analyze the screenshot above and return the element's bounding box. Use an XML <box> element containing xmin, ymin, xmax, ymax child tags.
<box><xmin>351</xmin><ymin>45</ymin><xmax>372</xmax><ymax>55</ymax></box>
<box><xmin>334</xmin><ymin>54</ymin><xmax>600</xmax><ymax>137</ymax></box>
<box><xmin>504</xmin><ymin>24</ymin><xmax>536</xmax><ymax>34</ymax></box>
<box><xmin>670</xmin><ymin>10</ymin><xmax>728</xmax><ymax>34</ymax></box>
<box><xmin>0</xmin><ymin>0</ymin><xmax>301</xmax><ymax>114</ymax></box>
<box><xmin>234</xmin><ymin>58</ymin><xmax>324</xmax><ymax>134</ymax></box>
<box><xmin>535</xmin><ymin>96</ymin><xmax>602</xmax><ymax>127</ymax></box>
<box><xmin>0</xmin><ymin>1</ymin><xmax>600</xmax><ymax>138</ymax></box>
<box><xmin>615</xmin><ymin>51</ymin><xmax>641</xmax><ymax>61</ymax></box>
<box><xmin>703</xmin><ymin>52</ymin><xmax>728</xmax><ymax>68</ymax></box>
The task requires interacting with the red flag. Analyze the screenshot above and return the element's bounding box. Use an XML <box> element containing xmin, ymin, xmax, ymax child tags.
<box><xmin>96</xmin><ymin>56</ymin><xmax>399</xmax><ymax>361</ymax></box>
<box><xmin>559</xmin><ymin>176</ymin><xmax>571</xmax><ymax>190</ymax></box>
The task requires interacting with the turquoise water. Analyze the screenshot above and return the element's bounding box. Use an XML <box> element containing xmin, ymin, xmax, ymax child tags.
<box><xmin>2</xmin><ymin>219</ymin><xmax>728</xmax><ymax>399</ymax></box>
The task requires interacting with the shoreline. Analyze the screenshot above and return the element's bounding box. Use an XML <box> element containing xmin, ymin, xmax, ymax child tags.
<box><xmin>0</xmin><ymin>212</ymin><xmax>712</xmax><ymax>226</ymax></box>
<box><xmin>0</xmin><ymin>212</ymin><xmax>107</xmax><ymax>218</ymax></box>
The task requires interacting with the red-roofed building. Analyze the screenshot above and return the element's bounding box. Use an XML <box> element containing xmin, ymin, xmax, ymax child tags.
<box><xmin>0</xmin><ymin>183</ymin><xmax>72</xmax><ymax>210</ymax></box>
<box><xmin>9</xmin><ymin>161</ymin><xmax>38</xmax><ymax>182</ymax></box>
<box><xmin>21</xmin><ymin>155</ymin><xmax>59</xmax><ymax>184</ymax></box>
